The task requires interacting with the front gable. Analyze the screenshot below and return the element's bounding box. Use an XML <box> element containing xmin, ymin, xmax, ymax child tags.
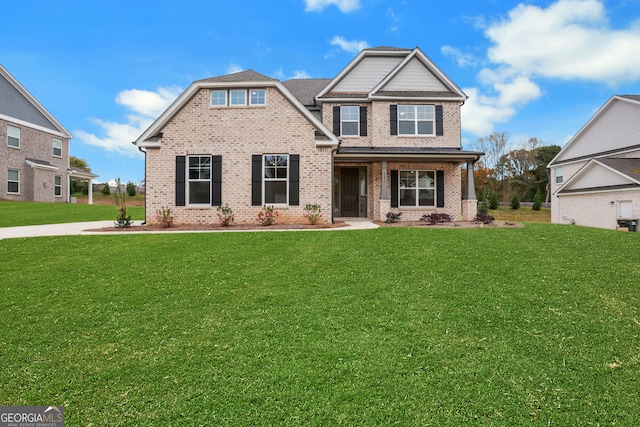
<box><xmin>551</xmin><ymin>96</ymin><xmax>640</xmax><ymax>165</ymax></box>
<box><xmin>0</xmin><ymin>65</ymin><xmax>71</xmax><ymax>138</ymax></box>
<box><xmin>558</xmin><ymin>158</ymin><xmax>640</xmax><ymax>194</ymax></box>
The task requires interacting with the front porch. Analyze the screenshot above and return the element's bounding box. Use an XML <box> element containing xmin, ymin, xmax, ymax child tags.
<box><xmin>332</xmin><ymin>147</ymin><xmax>483</xmax><ymax>223</ymax></box>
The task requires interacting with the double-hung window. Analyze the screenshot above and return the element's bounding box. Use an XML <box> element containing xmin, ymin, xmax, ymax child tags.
<box><xmin>340</xmin><ymin>106</ymin><xmax>359</xmax><ymax>136</ymax></box>
<box><xmin>399</xmin><ymin>170</ymin><xmax>435</xmax><ymax>207</ymax></box>
<box><xmin>211</xmin><ymin>90</ymin><xmax>227</xmax><ymax>106</ymax></box>
<box><xmin>230</xmin><ymin>89</ymin><xmax>247</xmax><ymax>106</ymax></box>
<box><xmin>398</xmin><ymin>105</ymin><xmax>435</xmax><ymax>135</ymax></box>
<box><xmin>7</xmin><ymin>126</ymin><xmax>20</xmax><ymax>148</ymax></box>
<box><xmin>54</xmin><ymin>175</ymin><xmax>62</xmax><ymax>197</ymax></box>
<box><xmin>264</xmin><ymin>155</ymin><xmax>288</xmax><ymax>204</ymax></box>
<box><xmin>7</xmin><ymin>169</ymin><xmax>19</xmax><ymax>193</ymax></box>
<box><xmin>188</xmin><ymin>156</ymin><xmax>211</xmax><ymax>204</ymax></box>
<box><xmin>250</xmin><ymin>89</ymin><xmax>266</xmax><ymax>105</ymax></box>
<box><xmin>53</xmin><ymin>138</ymin><xmax>62</xmax><ymax>157</ymax></box>
<box><xmin>555</xmin><ymin>167</ymin><xmax>563</xmax><ymax>184</ymax></box>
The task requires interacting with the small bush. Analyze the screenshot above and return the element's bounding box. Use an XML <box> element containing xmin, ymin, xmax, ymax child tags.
<box><xmin>478</xmin><ymin>196</ymin><xmax>488</xmax><ymax>214</ymax></box>
<box><xmin>126</xmin><ymin>181</ymin><xmax>136</xmax><ymax>197</ymax></box>
<box><xmin>489</xmin><ymin>192</ymin><xmax>500</xmax><ymax>210</ymax></box>
<box><xmin>474</xmin><ymin>212</ymin><xmax>495</xmax><ymax>224</ymax></box>
<box><xmin>155</xmin><ymin>206</ymin><xmax>175</xmax><ymax>228</ymax></box>
<box><xmin>385</xmin><ymin>212</ymin><xmax>402</xmax><ymax>224</ymax></box>
<box><xmin>532</xmin><ymin>188</ymin><xmax>542</xmax><ymax>211</ymax></box>
<box><xmin>257</xmin><ymin>205</ymin><xmax>278</xmax><ymax>226</ymax></box>
<box><xmin>113</xmin><ymin>178</ymin><xmax>132</xmax><ymax>228</ymax></box>
<box><xmin>510</xmin><ymin>193</ymin><xmax>521</xmax><ymax>210</ymax></box>
<box><xmin>101</xmin><ymin>184</ymin><xmax>110</xmax><ymax>195</ymax></box>
<box><xmin>420</xmin><ymin>212</ymin><xmax>452</xmax><ymax>225</ymax></box>
<box><xmin>303</xmin><ymin>204</ymin><xmax>323</xmax><ymax>225</ymax></box>
<box><xmin>217</xmin><ymin>204</ymin><xmax>235</xmax><ymax>226</ymax></box>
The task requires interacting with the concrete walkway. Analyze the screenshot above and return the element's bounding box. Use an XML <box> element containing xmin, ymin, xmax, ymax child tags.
<box><xmin>0</xmin><ymin>220</ymin><xmax>379</xmax><ymax>240</ymax></box>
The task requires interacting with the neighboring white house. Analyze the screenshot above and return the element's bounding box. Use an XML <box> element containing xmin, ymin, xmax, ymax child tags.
<box><xmin>549</xmin><ymin>95</ymin><xmax>640</xmax><ymax>230</ymax></box>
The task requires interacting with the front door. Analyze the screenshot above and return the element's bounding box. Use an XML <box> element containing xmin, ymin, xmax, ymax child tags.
<box><xmin>341</xmin><ymin>168</ymin><xmax>359</xmax><ymax>217</ymax></box>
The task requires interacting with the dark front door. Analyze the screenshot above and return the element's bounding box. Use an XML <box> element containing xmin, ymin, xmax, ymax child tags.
<box><xmin>341</xmin><ymin>168</ymin><xmax>359</xmax><ymax>217</ymax></box>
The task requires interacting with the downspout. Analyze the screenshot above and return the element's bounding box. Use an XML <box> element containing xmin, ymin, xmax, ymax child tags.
<box><xmin>136</xmin><ymin>143</ymin><xmax>147</xmax><ymax>225</ymax></box>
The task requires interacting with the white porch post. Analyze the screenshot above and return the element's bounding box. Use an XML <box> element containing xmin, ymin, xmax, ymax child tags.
<box><xmin>88</xmin><ymin>178</ymin><xmax>94</xmax><ymax>205</ymax></box>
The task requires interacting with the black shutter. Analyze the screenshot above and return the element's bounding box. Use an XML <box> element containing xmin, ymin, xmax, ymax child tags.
<box><xmin>211</xmin><ymin>155</ymin><xmax>222</xmax><ymax>206</ymax></box>
<box><xmin>435</xmin><ymin>105</ymin><xmax>444</xmax><ymax>136</ymax></box>
<box><xmin>175</xmin><ymin>156</ymin><xmax>186</xmax><ymax>206</ymax></box>
<box><xmin>251</xmin><ymin>155</ymin><xmax>262</xmax><ymax>206</ymax></box>
<box><xmin>289</xmin><ymin>154</ymin><xmax>300</xmax><ymax>206</ymax></box>
<box><xmin>359</xmin><ymin>106</ymin><xmax>367</xmax><ymax>136</ymax></box>
<box><xmin>333</xmin><ymin>106</ymin><xmax>341</xmax><ymax>136</ymax></box>
<box><xmin>390</xmin><ymin>105</ymin><xmax>398</xmax><ymax>135</ymax></box>
<box><xmin>436</xmin><ymin>170</ymin><xmax>445</xmax><ymax>208</ymax></box>
<box><xmin>391</xmin><ymin>170</ymin><xmax>398</xmax><ymax>208</ymax></box>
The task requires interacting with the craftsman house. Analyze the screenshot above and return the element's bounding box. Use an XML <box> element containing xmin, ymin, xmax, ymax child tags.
<box><xmin>135</xmin><ymin>46</ymin><xmax>483</xmax><ymax>224</ymax></box>
<box><xmin>549</xmin><ymin>95</ymin><xmax>640</xmax><ymax>229</ymax></box>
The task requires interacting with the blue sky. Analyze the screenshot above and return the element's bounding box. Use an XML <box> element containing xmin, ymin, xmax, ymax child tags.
<box><xmin>2</xmin><ymin>0</ymin><xmax>640</xmax><ymax>184</ymax></box>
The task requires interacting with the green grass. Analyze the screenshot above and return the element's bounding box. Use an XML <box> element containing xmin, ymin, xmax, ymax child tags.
<box><xmin>1</xmin><ymin>224</ymin><xmax>639</xmax><ymax>425</ymax></box>
<box><xmin>0</xmin><ymin>201</ymin><xmax>144</xmax><ymax>227</ymax></box>
<box><xmin>490</xmin><ymin>206</ymin><xmax>551</xmax><ymax>223</ymax></box>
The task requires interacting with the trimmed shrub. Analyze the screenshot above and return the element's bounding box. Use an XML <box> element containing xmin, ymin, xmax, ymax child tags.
<box><xmin>489</xmin><ymin>191</ymin><xmax>500</xmax><ymax>210</ymax></box>
<box><xmin>385</xmin><ymin>212</ymin><xmax>402</xmax><ymax>224</ymax></box>
<box><xmin>101</xmin><ymin>184</ymin><xmax>111</xmax><ymax>195</ymax></box>
<box><xmin>420</xmin><ymin>212</ymin><xmax>452</xmax><ymax>225</ymax></box>
<box><xmin>474</xmin><ymin>213</ymin><xmax>495</xmax><ymax>224</ymax></box>
<box><xmin>126</xmin><ymin>181</ymin><xmax>136</xmax><ymax>197</ymax></box>
<box><xmin>510</xmin><ymin>193</ymin><xmax>521</xmax><ymax>210</ymax></box>
<box><xmin>532</xmin><ymin>188</ymin><xmax>542</xmax><ymax>211</ymax></box>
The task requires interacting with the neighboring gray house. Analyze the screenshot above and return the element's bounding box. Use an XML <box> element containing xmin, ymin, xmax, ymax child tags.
<box><xmin>549</xmin><ymin>95</ymin><xmax>640</xmax><ymax>229</ymax></box>
<box><xmin>0</xmin><ymin>64</ymin><xmax>98</xmax><ymax>203</ymax></box>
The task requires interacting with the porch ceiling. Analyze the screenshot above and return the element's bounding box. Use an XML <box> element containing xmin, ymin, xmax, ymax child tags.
<box><xmin>334</xmin><ymin>146</ymin><xmax>483</xmax><ymax>163</ymax></box>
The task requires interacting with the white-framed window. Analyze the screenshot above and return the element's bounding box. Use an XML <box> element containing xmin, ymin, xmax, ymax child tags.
<box><xmin>399</xmin><ymin>170</ymin><xmax>435</xmax><ymax>207</ymax></box>
<box><xmin>230</xmin><ymin>89</ymin><xmax>247</xmax><ymax>106</ymax></box>
<box><xmin>54</xmin><ymin>175</ymin><xmax>62</xmax><ymax>197</ymax></box>
<box><xmin>340</xmin><ymin>106</ymin><xmax>359</xmax><ymax>136</ymax></box>
<box><xmin>264</xmin><ymin>154</ymin><xmax>288</xmax><ymax>204</ymax></box>
<box><xmin>398</xmin><ymin>105</ymin><xmax>435</xmax><ymax>135</ymax></box>
<box><xmin>250</xmin><ymin>89</ymin><xmax>266</xmax><ymax>105</ymax></box>
<box><xmin>7</xmin><ymin>126</ymin><xmax>20</xmax><ymax>148</ymax></box>
<box><xmin>53</xmin><ymin>138</ymin><xmax>62</xmax><ymax>157</ymax></box>
<box><xmin>555</xmin><ymin>167</ymin><xmax>563</xmax><ymax>184</ymax></box>
<box><xmin>7</xmin><ymin>169</ymin><xmax>19</xmax><ymax>194</ymax></box>
<box><xmin>211</xmin><ymin>90</ymin><xmax>227</xmax><ymax>106</ymax></box>
<box><xmin>188</xmin><ymin>156</ymin><xmax>211</xmax><ymax>204</ymax></box>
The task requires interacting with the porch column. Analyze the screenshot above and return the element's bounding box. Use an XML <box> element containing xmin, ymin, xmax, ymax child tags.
<box><xmin>88</xmin><ymin>179</ymin><xmax>94</xmax><ymax>205</ymax></box>
<box><xmin>379</xmin><ymin>161</ymin><xmax>390</xmax><ymax>221</ymax></box>
<box><xmin>380</xmin><ymin>161</ymin><xmax>388</xmax><ymax>199</ymax></box>
<box><xmin>462</xmin><ymin>160</ymin><xmax>477</xmax><ymax>221</ymax></box>
<box><xmin>465</xmin><ymin>160</ymin><xmax>476</xmax><ymax>200</ymax></box>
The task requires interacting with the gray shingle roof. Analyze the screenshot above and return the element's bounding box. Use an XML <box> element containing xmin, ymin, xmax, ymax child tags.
<box><xmin>282</xmin><ymin>78</ymin><xmax>331</xmax><ymax>106</ymax></box>
<box><xmin>197</xmin><ymin>69</ymin><xmax>277</xmax><ymax>83</ymax></box>
<box><xmin>619</xmin><ymin>95</ymin><xmax>640</xmax><ymax>102</ymax></box>
<box><xmin>599</xmin><ymin>157</ymin><xmax>640</xmax><ymax>180</ymax></box>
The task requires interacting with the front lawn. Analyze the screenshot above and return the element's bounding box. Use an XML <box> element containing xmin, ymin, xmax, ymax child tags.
<box><xmin>0</xmin><ymin>201</ymin><xmax>144</xmax><ymax>227</ymax></box>
<box><xmin>1</xmin><ymin>224</ymin><xmax>638</xmax><ymax>425</ymax></box>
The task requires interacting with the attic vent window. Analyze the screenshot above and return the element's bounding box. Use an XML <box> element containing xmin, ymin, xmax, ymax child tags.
<box><xmin>210</xmin><ymin>89</ymin><xmax>266</xmax><ymax>107</ymax></box>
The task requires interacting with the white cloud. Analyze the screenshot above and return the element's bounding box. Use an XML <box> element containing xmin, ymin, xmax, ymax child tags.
<box><xmin>74</xmin><ymin>86</ymin><xmax>182</xmax><ymax>158</ymax></box>
<box><xmin>226</xmin><ymin>63</ymin><xmax>244</xmax><ymax>74</ymax></box>
<box><xmin>304</xmin><ymin>0</ymin><xmax>360</xmax><ymax>13</ymax></box>
<box><xmin>330</xmin><ymin>36</ymin><xmax>369</xmax><ymax>54</ymax></box>
<box><xmin>486</xmin><ymin>0</ymin><xmax>640</xmax><ymax>83</ymax></box>
<box><xmin>291</xmin><ymin>70</ymin><xmax>311</xmax><ymax>79</ymax></box>
<box><xmin>441</xmin><ymin>45</ymin><xmax>478</xmax><ymax>68</ymax></box>
<box><xmin>461</xmin><ymin>75</ymin><xmax>542</xmax><ymax>137</ymax></box>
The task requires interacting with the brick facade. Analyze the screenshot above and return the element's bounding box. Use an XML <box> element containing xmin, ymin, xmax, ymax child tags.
<box><xmin>145</xmin><ymin>87</ymin><xmax>332</xmax><ymax>225</ymax></box>
<box><xmin>0</xmin><ymin>118</ymin><xmax>69</xmax><ymax>203</ymax></box>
